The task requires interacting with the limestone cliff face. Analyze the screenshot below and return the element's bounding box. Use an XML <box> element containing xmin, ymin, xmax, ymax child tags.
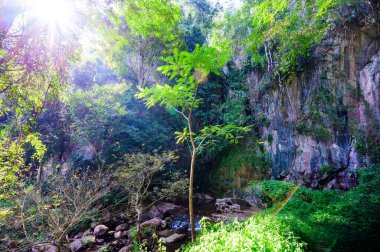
<box><xmin>208</xmin><ymin>12</ymin><xmax>380</xmax><ymax>192</ymax></box>
<box><xmin>251</xmin><ymin>20</ymin><xmax>379</xmax><ymax>190</ymax></box>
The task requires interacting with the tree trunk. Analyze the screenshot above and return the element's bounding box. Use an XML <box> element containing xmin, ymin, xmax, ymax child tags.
<box><xmin>136</xmin><ymin>206</ymin><xmax>142</xmax><ymax>242</ymax></box>
<box><xmin>189</xmin><ymin>149</ymin><xmax>196</xmax><ymax>242</ymax></box>
<box><xmin>138</xmin><ymin>37</ymin><xmax>145</xmax><ymax>87</ymax></box>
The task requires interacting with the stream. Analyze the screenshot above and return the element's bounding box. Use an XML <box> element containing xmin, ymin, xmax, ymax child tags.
<box><xmin>165</xmin><ymin>198</ymin><xmax>256</xmax><ymax>251</ymax></box>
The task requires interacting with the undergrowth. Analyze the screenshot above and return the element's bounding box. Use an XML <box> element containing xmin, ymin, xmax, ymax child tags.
<box><xmin>184</xmin><ymin>164</ymin><xmax>380</xmax><ymax>252</ymax></box>
<box><xmin>183</xmin><ymin>215</ymin><xmax>305</xmax><ymax>252</ymax></box>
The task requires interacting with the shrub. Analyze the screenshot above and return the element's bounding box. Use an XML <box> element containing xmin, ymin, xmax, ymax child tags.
<box><xmin>183</xmin><ymin>216</ymin><xmax>305</xmax><ymax>252</ymax></box>
<box><xmin>259</xmin><ymin>180</ymin><xmax>297</xmax><ymax>202</ymax></box>
<box><xmin>256</xmin><ymin>164</ymin><xmax>380</xmax><ymax>251</ymax></box>
<box><xmin>0</xmin><ymin>170</ymin><xmax>119</xmax><ymax>250</ymax></box>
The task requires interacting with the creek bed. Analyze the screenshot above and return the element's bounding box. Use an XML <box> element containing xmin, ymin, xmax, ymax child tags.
<box><xmin>165</xmin><ymin>198</ymin><xmax>257</xmax><ymax>251</ymax></box>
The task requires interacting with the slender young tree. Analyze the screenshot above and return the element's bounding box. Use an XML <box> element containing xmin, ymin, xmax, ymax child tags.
<box><xmin>136</xmin><ymin>44</ymin><xmax>250</xmax><ymax>241</ymax></box>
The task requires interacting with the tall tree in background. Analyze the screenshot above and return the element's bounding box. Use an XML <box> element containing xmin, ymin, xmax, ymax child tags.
<box><xmin>100</xmin><ymin>0</ymin><xmax>182</xmax><ymax>86</ymax></box>
<box><xmin>137</xmin><ymin>44</ymin><xmax>250</xmax><ymax>241</ymax></box>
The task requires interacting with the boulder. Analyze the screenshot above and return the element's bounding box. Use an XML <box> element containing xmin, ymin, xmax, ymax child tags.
<box><xmin>230</xmin><ymin>204</ymin><xmax>241</xmax><ymax>212</ymax></box>
<box><xmin>156</xmin><ymin>202</ymin><xmax>181</xmax><ymax>216</ymax></box>
<box><xmin>243</xmin><ymin>194</ymin><xmax>264</xmax><ymax>208</ymax></box>
<box><xmin>147</xmin><ymin>202</ymin><xmax>181</xmax><ymax>219</ymax></box>
<box><xmin>93</xmin><ymin>224</ymin><xmax>109</xmax><ymax>237</ymax></box>
<box><xmin>115</xmin><ymin>223</ymin><xmax>129</xmax><ymax>232</ymax></box>
<box><xmin>141</xmin><ymin>218</ymin><xmax>166</xmax><ymax>230</ymax></box>
<box><xmin>216</xmin><ymin>198</ymin><xmax>235</xmax><ymax>213</ymax></box>
<box><xmin>157</xmin><ymin>229</ymin><xmax>176</xmax><ymax>238</ymax></box>
<box><xmin>119</xmin><ymin>245</ymin><xmax>133</xmax><ymax>252</ymax></box>
<box><xmin>161</xmin><ymin>233</ymin><xmax>186</xmax><ymax>244</ymax></box>
<box><xmin>114</xmin><ymin>230</ymin><xmax>128</xmax><ymax>239</ymax></box>
<box><xmin>69</xmin><ymin>239</ymin><xmax>85</xmax><ymax>252</ymax></box>
<box><xmin>81</xmin><ymin>235</ymin><xmax>96</xmax><ymax>244</ymax></box>
<box><xmin>31</xmin><ymin>243</ymin><xmax>59</xmax><ymax>252</ymax></box>
<box><xmin>216</xmin><ymin>198</ymin><xmax>233</xmax><ymax>206</ymax></box>
<box><xmin>96</xmin><ymin>238</ymin><xmax>105</xmax><ymax>244</ymax></box>
<box><xmin>82</xmin><ymin>228</ymin><xmax>92</xmax><ymax>236</ymax></box>
<box><xmin>147</xmin><ymin>205</ymin><xmax>163</xmax><ymax>219</ymax></box>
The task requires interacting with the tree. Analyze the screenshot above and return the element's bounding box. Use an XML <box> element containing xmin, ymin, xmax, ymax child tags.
<box><xmin>136</xmin><ymin>44</ymin><xmax>250</xmax><ymax>241</ymax></box>
<box><xmin>99</xmin><ymin>0</ymin><xmax>182</xmax><ymax>86</ymax></box>
<box><xmin>0</xmin><ymin>0</ymin><xmax>79</xmax><ymax>198</ymax></box>
<box><xmin>114</xmin><ymin>152</ymin><xmax>188</xmax><ymax>241</ymax></box>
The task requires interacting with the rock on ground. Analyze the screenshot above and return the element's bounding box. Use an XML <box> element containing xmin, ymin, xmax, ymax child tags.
<box><xmin>93</xmin><ymin>224</ymin><xmax>109</xmax><ymax>236</ymax></box>
<box><xmin>157</xmin><ymin>229</ymin><xmax>176</xmax><ymax>238</ymax></box>
<box><xmin>141</xmin><ymin>218</ymin><xmax>166</xmax><ymax>230</ymax></box>
<box><xmin>115</xmin><ymin>223</ymin><xmax>129</xmax><ymax>232</ymax></box>
<box><xmin>161</xmin><ymin>233</ymin><xmax>186</xmax><ymax>244</ymax></box>
<box><xmin>31</xmin><ymin>243</ymin><xmax>59</xmax><ymax>252</ymax></box>
<box><xmin>119</xmin><ymin>245</ymin><xmax>133</xmax><ymax>252</ymax></box>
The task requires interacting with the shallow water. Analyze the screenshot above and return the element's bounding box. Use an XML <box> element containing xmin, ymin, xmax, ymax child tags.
<box><xmin>165</xmin><ymin>198</ymin><xmax>253</xmax><ymax>251</ymax></box>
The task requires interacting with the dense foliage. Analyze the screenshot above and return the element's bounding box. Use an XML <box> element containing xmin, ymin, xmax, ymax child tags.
<box><xmin>188</xmin><ymin>164</ymin><xmax>380</xmax><ymax>251</ymax></box>
<box><xmin>258</xmin><ymin>164</ymin><xmax>380</xmax><ymax>251</ymax></box>
<box><xmin>1</xmin><ymin>0</ymin><xmax>379</xmax><ymax>251</ymax></box>
<box><xmin>184</xmin><ymin>216</ymin><xmax>305</xmax><ymax>252</ymax></box>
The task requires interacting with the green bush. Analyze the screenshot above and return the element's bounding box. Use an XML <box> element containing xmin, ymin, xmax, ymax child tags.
<box><xmin>256</xmin><ymin>164</ymin><xmax>380</xmax><ymax>251</ymax></box>
<box><xmin>183</xmin><ymin>216</ymin><xmax>305</xmax><ymax>252</ymax></box>
<box><xmin>259</xmin><ymin>180</ymin><xmax>297</xmax><ymax>202</ymax></box>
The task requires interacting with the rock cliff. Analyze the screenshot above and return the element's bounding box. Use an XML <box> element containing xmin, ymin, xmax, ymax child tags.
<box><xmin>208</xmin><ymin>8</ymin><xmax>380</xmax><ymax>192</ymax></box>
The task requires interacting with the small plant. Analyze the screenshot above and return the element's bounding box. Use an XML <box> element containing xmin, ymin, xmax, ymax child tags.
<box><xmin>97</xmin><ymin>245</ymin><xmax>110</xmax><ymax>252</ymax></box>
<box><xmin>267</xmin><ymin>134</ymin><xmax>273</xmax><ymax>144</ymax></box>
<box><xmin>258</xmin><ymin>114</ymin><xmax>271</xmax><ymax>127</ymax></box>
<box><xmin>320</xmin><ymin>164</ymin><xmax>334</xmax><ymax>174</ymax></box>
<box><xmin>81</xmin><ymin>238</ymin><xmax>91</xmax><ymax>246</ymax></box>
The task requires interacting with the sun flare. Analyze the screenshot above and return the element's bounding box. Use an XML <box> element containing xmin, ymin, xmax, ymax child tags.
<box><xmin>28</xmin><ymin>0</ymin><xmax>73</xmax><ymax>24</ymax></box>
<box><xmin>25</xmin><ymin>0</ymin><xmax>76</xmax><ymax>40</ymax></box>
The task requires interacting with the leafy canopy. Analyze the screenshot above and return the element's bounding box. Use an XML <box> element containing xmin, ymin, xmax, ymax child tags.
<box><xmin>136</xmin><ymin>44</ymin><xmax>231</xmax><ymax>110</ymax></box>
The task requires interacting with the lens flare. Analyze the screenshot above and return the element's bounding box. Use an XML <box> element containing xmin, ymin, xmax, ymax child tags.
<box><xmin>29</xmin><ymin>0</ymin><xmax>73</xmax><ymax>25</ymax></box>
<box><xmin>24</xmin><ymin>0</ymin><xmax>77</xmax><ymax>44</ymax></box>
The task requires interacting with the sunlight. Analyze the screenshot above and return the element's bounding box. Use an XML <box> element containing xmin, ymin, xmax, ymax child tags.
<box><xmin>28</xmin><ymin>0</ymin><xmax>73</xmax><ymax>26</ymax></box>
<box><xmin>24</xmin><ymin>0</ymin><xmax>77</xmax><ymax>43</ymax></box>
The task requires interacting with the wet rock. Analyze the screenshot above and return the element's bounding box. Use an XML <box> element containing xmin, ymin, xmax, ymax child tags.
<box><xmin>115</xmin><ymin>223</ymin><xmax>129</xmax><ymax>232</ymax></box>
<box><xmin>32</xmin><ymin>243</ymin><xmax>59</xmax><ymax>252</ymax></box>
<box><xmin>93</xmin><ymin>224</ymin><xmax>109</xmax><ymax>237</ymax></box>
<box><xmin>119</xmin><ymin>245</ymin><xmax>133</xmax><ymax>252</ymax></box>
<box><xmin>161</xmin><ymin>233</ymin><xmax>186</xmax><ymax>244</ymax></box>
<box><xmin>157</xmin><ymin>229</ymin><xmax>176</xmax><ymax>238</ymax></box>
